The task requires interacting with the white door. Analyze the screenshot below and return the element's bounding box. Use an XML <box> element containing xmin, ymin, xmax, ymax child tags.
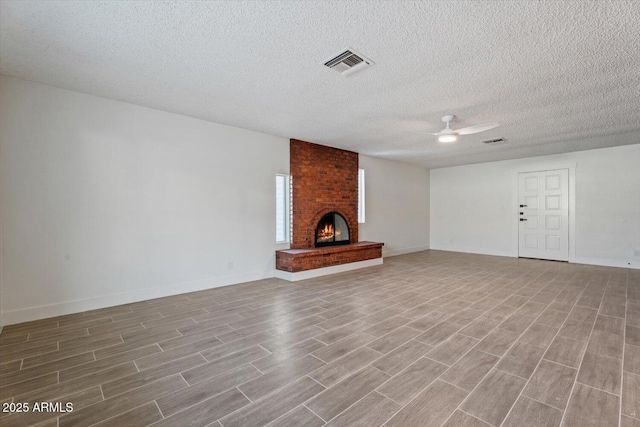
<box><xmin>518</xmin><ymin>169</ymin><xmax>569</xmax><ymax>261</ymax></box>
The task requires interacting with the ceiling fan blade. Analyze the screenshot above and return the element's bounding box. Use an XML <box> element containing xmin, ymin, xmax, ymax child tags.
<box><xmin>456</xmin><ymin>122</ymin><xmax>499</xmax><ymax>135</ymax></box>
<box><xmin>401</xmin><ymin>130</ymin><xmax>441</xmax><ymax>136</ymax></box>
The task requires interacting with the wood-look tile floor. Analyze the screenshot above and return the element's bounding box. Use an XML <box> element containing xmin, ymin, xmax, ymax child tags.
<box><xmin>1</xmin><ymin>250</ymin><xmax>639</xmax><ymax>427</ymax></box>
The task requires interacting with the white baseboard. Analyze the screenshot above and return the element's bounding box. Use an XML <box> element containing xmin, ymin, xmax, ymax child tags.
<box><xmin>274</xmin><ymin>258</ymin><xmax>383</xmax><ymax>282</ymax></box>
<box><xmin>430</xmin><ymin>247</ymin><xmax>638</xmax><ymax>270</ymax></box>
<box><xmin>383</xmin><ymin>245</ymin><xmax>430</xmax><ymax>258</ymax></box>
<box><xmin>1</xmin><ymin>270</ymin><xmax>270</xmax><ymax>326</ymax></box>
<box><xmin>6</xmin><ymin>252</ymin><xmax>634</xmax><ymax>327</ymax></box>
<box><xmin>429</xmin><ymin>245</ymin><xmax>515</xmax><ymax>258</ymax></box>
<box><xmin>574</xmin><ymin>257</ymin><xmax>640</xmax><ymax>270</ymax></box>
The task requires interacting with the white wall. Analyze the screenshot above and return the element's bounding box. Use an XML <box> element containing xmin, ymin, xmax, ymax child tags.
<box><xmin>430</xmin><ymin>144</ymin><xmax>640</xmax><ymax>269</ymax></box>
<box><xmin>359</xmin><ymin>155</ymin><xmax>430</xmax><ymax>257</ymax></box>
<box><xmin>0</xmin><ymin>76</ymin><xmax>289</xmax><ymax>325</ymax></box>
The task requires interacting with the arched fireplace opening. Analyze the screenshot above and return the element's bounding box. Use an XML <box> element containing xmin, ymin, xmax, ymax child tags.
<box><xmin>315</xmin><ymin>212</ymin><xmax>350</xmax><ymax>247</ymax></box>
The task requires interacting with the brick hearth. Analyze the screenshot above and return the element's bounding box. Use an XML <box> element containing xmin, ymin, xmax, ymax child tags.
<box><xmin>276</xmin><ymin>241</ymin><xmax>383</xmax><ymax>272</ymax></box>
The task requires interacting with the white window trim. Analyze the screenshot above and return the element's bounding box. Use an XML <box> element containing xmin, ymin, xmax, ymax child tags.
<box><xmin>358</xmin><ymin>168</ymin><xmax>365</xmax><ymax>223</ymax></box>
<box><xmin>276</xmin><ymin>174</ymin><xmax>290</xmax><ymax>243</ymax></box>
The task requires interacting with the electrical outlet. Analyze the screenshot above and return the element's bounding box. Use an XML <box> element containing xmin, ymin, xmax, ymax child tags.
<box><xmin>228</xmin><ymin>261</ymin><xmax>234</xmax><ymax>270</ymax></box>
<box><xmin>634</xmin><ymin>250</ymin><xmax>640</xmax><ymax>257</ymax></box>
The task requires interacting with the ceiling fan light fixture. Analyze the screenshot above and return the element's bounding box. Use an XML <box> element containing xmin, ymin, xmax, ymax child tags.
<box><xmin>420</xmin><ymin>114</ymin><xmax>498</xmax><ymax>144</ymax></box>
<box><xmin>438</xmin><ymin>133</ymin><xmax>458</xmax><ymax>143</ymax></box>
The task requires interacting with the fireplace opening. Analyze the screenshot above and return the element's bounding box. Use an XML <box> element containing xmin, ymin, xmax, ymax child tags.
<box><xmin>315</xmin><ymin>212</ymin><xmax>350</xmax><ymax>247</ymax></box>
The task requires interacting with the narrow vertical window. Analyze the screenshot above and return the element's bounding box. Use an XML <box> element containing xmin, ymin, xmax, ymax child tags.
<box><xmin>276</xmin><ymin>174</ymin><xmax>290</xmax><ymax>243</ymax></box>
<box><xmin>289</xmin><ymin>176</ymin><xmax>293</xmax><ymax>243</ymax></box>
<box><xmin>358</xmin><ymin>168</ymin><xmax>365</xmax><ymax>223</ymax></box>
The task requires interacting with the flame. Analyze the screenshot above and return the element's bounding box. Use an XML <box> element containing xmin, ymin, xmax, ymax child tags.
<box><xmin>317</xmin><ymin>223</ymin><xmax>334</xmax><ymax>241</ymax></box>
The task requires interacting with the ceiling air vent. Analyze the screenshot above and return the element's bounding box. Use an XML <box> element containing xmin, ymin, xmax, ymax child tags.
<box><xmin>483</xmin><ymin>137</ymin><xmax>507</xmax><ymax>144</ymax></box>
<box><xmin>324</xmin><ymin>49</ymin><xmax>374</xmax><ymax>76</ymax></box>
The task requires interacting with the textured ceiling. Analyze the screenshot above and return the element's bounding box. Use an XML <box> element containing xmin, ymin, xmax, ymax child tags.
<box><xmin>1</xmin><ymin>1</ymin><xmax>639</xmax><ymax>168</ymax></box>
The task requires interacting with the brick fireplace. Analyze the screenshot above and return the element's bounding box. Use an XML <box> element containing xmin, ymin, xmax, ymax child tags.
<box><xmin>275</xmin><ymin>139</ymin><xmax>383</xmax><ymax>278</ymax></box>
<box><xmin>290</xmin><ymin>139</ymin><xmax>358</xmax><ymax>249</ymax></box>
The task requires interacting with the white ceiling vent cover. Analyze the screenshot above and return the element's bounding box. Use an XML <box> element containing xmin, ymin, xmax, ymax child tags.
<box><xmin>324</xmin><ymin>49</ymin><xmax>374</xmax><ymax>76</ymax></box>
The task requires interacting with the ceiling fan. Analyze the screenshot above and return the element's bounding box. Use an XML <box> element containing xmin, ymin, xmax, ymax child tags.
<box><xmin>430</xmin><ymin>114</ymin><xmax>499</xmax><ymax>143</ymax></box>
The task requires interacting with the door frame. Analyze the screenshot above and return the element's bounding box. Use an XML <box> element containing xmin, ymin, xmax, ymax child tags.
<box><xmin>511</xmin><ymin>162</ymin><xmax>576</xmax><ymax>262</ymax></box>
